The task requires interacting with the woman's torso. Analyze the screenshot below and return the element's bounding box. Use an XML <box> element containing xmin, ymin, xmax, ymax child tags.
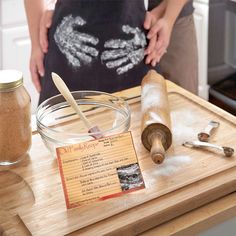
<box><xmin>40</xmin><ymin>0</ymin><xmax>152</xmax><ymax>103</ymax></box>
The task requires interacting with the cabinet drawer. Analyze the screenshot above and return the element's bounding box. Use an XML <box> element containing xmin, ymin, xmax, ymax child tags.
<box><xmin>0</xmin><ymin>0</ymin><xmax>27</xmax><ymax>26</ymax></box>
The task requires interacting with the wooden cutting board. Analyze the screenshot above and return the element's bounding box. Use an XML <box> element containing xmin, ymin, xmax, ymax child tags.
<box><xmin>0</xmin><ymin>81</ymin><xmax>235</xmax><ymax>235</ymax></box>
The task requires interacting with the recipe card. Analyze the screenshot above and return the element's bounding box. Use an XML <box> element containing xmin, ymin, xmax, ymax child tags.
<box><xmin>56</xmin><ymin>131</ymin><xmax>145</xmax><ymax>209</ymax></box>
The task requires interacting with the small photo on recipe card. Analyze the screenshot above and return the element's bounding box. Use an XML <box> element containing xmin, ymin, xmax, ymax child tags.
<box><xmin>56</xmin><ymin>131</ymin><xmax>145</xmax><ymax>209</ymax></box>
<box><xmin>117</xmin><ymin>163</ymin><xmax>144</xmax><ymax>191</ymax></box>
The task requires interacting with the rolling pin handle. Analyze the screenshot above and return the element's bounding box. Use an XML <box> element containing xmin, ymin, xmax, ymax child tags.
<box><xmin>150</xmin><ymin>134</ymin><xmax>165</xmax><ymax>164</ymax></box>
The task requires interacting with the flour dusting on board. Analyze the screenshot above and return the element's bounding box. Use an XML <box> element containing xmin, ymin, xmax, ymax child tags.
<box><xmin>145</xmin><ymin>155</ymin><xmax>192</xmax><ymax>187</ymax></box>
<box><xmin>171</xmin><ymin>110</ymin><xmax>197</xmax><ymax>145</ymax></box>
<box><xmin>157</xmin><ymin>155</ymin><xmax>192</xmax><ymax>176</ymax></box>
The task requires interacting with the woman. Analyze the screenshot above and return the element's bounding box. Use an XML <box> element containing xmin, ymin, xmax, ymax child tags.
<box><xmin>24</xmin><ymin>0</ymin><xmax>195</xmax><ymax>104</ymax></box>
<box><xmin>146</xmin><ymin>0</ymin><xmax>198</xmax><ymax>95</ymax></box>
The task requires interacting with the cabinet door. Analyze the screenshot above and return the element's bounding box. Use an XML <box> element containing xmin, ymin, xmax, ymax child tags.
<box><xmin>2</xmin><ymin>26</ymin><xmax>39</xmax><ymax>113</ymax></box>
<box><xmin>0</xmin><ymin>0</ymin><xmax>27</xmax><ymax>26</ymax></box>
<box><xmin>193</xmin><ymin>2</ymin><xmax>209</xmax><ymax>100</ymax></box>
<box><xmin>225</xmin><ymin>10</ymin><xmax>236</xmax><ymax>68</ymax></box>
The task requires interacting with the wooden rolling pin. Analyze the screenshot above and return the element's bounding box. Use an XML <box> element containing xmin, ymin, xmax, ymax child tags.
<box><xmin>141</xmin><ymin>70</ymin><xmax>172</xmax><ymax>164</ymax></box>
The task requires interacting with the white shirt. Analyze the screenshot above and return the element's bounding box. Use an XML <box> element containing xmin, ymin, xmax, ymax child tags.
<box><xmin>144</xmin><ymin>0</ymin><xmax>148</xmax><ymax>10</ymax></box>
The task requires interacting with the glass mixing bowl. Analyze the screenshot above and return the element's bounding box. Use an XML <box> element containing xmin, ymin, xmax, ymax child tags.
<box><xmin>36</xmin><ymin>91</ymin><xmax>131</xmax><ymax>157</ymax></box>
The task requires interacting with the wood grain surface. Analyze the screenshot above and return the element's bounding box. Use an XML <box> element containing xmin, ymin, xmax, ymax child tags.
<box><xmin>140</xmin><ymin>192</ymin><xmax>236</xmax><ymax>236</ymax></box>
<box><xmin>0</xmin><ymin>81</ymin><xmax>235</xmax><ymax>235</ymax></box>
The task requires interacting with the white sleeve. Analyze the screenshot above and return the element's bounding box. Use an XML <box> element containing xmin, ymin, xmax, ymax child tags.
<box><xmin>144</xmin><ymin>0</ymin><xmax>148</xmax><ymax>10</ymax></box>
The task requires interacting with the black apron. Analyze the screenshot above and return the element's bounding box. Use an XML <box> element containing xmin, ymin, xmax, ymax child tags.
<box><xmin>40</xmin><ymin>0</ymin><xmax>154</xmax><ymax>104</ymax></box>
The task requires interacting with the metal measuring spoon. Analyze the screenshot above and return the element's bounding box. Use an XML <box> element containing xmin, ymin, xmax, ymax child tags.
<box><xmin>198</xmin><ymin>121</ymin><xmax>220</xmax><ymax>142</ymax></box>
<box><xmin>183</xmin><ymin>140</ymin><xmax>234</xmax><ymax>157</ymax></box>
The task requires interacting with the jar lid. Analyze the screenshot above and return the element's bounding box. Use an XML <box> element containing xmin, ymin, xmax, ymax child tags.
<box><xmin>0</xmin><ymin>70</ymin><xmax>23</xmax><ymax>91</ymax></box>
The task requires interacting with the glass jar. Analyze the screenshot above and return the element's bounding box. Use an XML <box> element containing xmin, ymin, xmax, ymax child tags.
<box><xmin>0</xmin><ymin>70</ymin><xmax>31</xmax><ymax>165</ymax></box>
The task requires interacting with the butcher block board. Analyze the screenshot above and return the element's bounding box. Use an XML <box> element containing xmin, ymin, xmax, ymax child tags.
<box><xmin>0</xmin><ymin>81</ymin><xmax>235</xmax><ymax>235</ymax></box>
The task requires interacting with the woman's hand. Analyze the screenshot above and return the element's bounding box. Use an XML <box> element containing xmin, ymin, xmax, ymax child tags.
<box><xmin>39</xmin><ymin>9</ymin><xmax>54</xmax><ymax>53</ymax></box>
<box><xmin>144</xmin><ymin>14</ymin><xmax>173</xmax><ymax>66</ymax></box>
<box><xmin>144</xmin><ymin>0</ymin><xmax>173</xmax><ymax>67</ymax></box>
<box><xmin>30</xmin><ymin>46</ymin><xmax>45</xmax><ymax>92</ymax></box>
<box><xmin>144</xmin><ymin>0</ymin><xmax>188</xmax><ymax>66</ymax></box>
<box><xmin>29</xmin><ymin>9</ymin><xmax>54</xmax><ymax>92</ymax></box>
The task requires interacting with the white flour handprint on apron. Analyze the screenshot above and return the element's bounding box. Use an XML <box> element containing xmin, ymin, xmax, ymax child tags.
<box><xmin>54</xmin><ymin>15</ymin><xmax>99</xmax><ymax>68</ymax></box>
<box><xmin>54</xmin><ymin>15</ymin><xmax>146</xmax><ymax>74</ymax></box>
<box><xmin>101</xmin><ymin>25</ymin><xmax>147</xmax><ymax>74</ymax></box>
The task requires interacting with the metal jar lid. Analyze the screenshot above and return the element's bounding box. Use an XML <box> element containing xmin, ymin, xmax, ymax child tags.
<box><xmin>0</xmin><ymin>70</ymin><xmax>23</xmax><ymax>91</ymax></box>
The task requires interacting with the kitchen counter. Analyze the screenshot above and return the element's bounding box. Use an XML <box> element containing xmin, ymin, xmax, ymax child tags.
<box><xmin>0</xmin><ymin>81</ymin><xmax>235</xmax><ymax>235</ymax></box>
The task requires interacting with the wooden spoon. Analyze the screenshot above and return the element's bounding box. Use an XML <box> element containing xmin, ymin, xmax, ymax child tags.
<box><xmin>51</xmin><ymin>72</ymin><xmax>103</xmax><ymax>139</ymax></box>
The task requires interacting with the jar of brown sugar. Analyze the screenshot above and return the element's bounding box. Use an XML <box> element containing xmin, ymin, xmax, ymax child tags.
<box><xmin>0</xmin><ymin>70</ymin><xmax>31</xmax><ymax>165</ymax></box>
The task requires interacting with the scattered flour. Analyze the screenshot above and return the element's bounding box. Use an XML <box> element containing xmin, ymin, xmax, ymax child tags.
<box><xmin>171</xmin><ymin>110</ymin><xmax>197</xmax><ymax>145</ymax></box>
<box><xmin>156</xmin><ymin>155</ymin><xmax>192</xmax><ymax>176</ymax></box>
<box><xmin>143</xmin><ymin>155</ymin><xmax>192</xmax><ymax>189</ymax></box>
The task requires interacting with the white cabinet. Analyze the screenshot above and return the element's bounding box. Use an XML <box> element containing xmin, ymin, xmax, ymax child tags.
<box><xmin>193</xmin><ymin>0</ymin><xmax>209</xmax><ymax>100</ymax></box>
<box><xmin>0</xmin><ymin>0</ymin><xmax>39</xmax><ymax>113</ymax></box>
<box><xmin>225</xmin><ymin>8</ymin><xmax>236</xmax><ymax>68</ymax></box>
